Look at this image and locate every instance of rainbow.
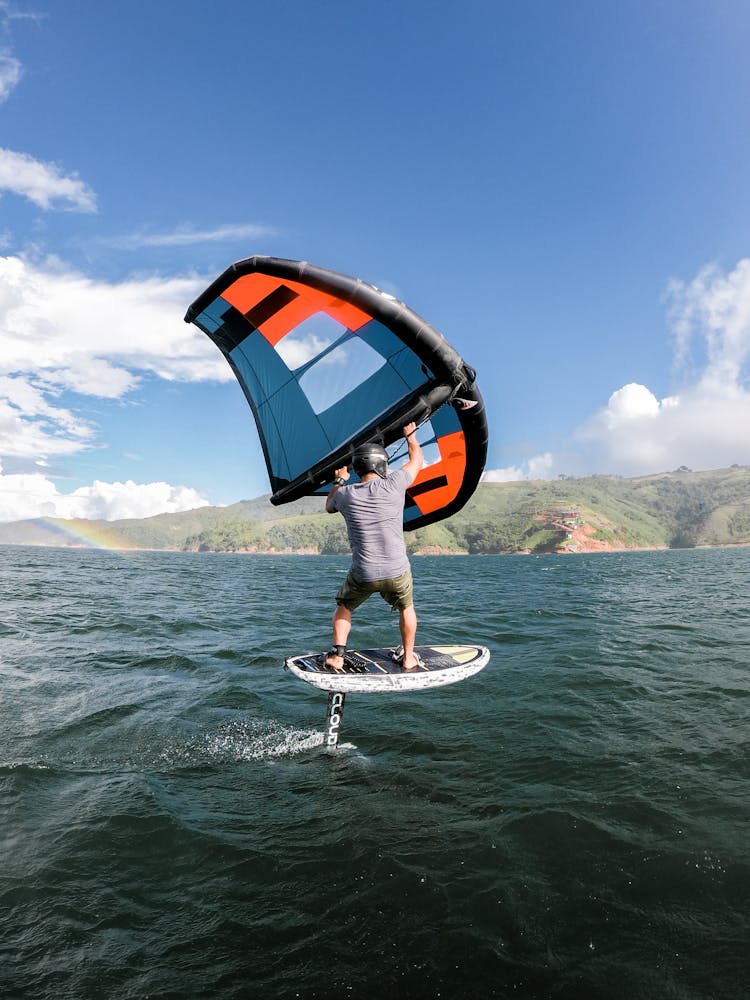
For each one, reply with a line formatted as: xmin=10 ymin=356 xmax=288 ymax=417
xmin=31 ymin=517 xmax=140 ymax=553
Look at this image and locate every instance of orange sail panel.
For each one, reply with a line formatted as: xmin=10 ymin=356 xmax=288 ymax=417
xmin=407 ymin=431 xmax=467 ymax=516
xmin=222 ymin=273 xmax=371 ymax=347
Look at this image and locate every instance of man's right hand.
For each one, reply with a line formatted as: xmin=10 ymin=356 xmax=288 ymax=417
xmin=402 ymin=424 xmax=424 ymax=481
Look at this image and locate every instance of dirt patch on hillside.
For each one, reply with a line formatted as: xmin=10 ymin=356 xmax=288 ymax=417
xmin=559 ymin=520 xmax=663 ymax=553
xmin=561 ymin=522 xmax=620 ymax=552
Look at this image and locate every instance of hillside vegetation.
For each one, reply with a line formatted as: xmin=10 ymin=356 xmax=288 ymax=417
xmin=2 ymin=467 xmax=750 ymax=554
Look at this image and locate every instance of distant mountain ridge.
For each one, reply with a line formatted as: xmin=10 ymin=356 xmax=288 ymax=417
xmin=2 ymin=467 xmax=750 ymax=555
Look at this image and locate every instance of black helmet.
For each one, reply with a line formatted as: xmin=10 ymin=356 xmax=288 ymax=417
xmin=352 ymin=442 xmax=388 ymax=478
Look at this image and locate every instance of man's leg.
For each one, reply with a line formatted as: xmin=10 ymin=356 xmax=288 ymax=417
xmin=326 ymin=604 xmax=352 ymax=670
xmin=398 ymin=603 xmax=418 ymax=670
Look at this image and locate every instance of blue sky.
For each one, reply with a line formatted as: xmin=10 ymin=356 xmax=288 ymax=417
xmin=2 ymin=0 xmax=750 ymax=521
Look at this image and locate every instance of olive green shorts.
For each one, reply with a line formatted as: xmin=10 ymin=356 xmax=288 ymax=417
xmin=335 ymin=568 xmax=414 ymax=611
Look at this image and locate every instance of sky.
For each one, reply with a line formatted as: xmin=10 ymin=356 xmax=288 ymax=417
xmin=2 ymin=0 xmax=750 ymax=522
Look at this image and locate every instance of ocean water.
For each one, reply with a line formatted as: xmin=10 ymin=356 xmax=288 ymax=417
xmin=1 ymin=545 xmax=748 ymax=1000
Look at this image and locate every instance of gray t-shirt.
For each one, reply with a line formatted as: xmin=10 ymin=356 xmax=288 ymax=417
xmin=330 ymin=468 xmax=412 ymax=581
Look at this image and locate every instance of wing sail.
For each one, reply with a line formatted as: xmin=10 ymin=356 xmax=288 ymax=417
xmin=185 ymin=256 xmax=488 ymax=530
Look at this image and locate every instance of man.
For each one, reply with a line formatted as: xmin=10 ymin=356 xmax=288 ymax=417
xmin=324 ymin=422 xmax=424 ymax=671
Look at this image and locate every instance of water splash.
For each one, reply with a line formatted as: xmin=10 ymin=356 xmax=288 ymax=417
xmin=160 ymin=719 xmax=324 ymax=766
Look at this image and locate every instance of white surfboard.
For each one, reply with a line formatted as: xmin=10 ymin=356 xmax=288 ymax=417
xmin=283 ymin=644 xmax=490 ymax=694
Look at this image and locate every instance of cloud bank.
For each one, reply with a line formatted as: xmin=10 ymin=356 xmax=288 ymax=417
xmin=0 ymin=254 xmax=226 ymax=461
xmin=484 ymin=259 xmax=750 ymax=482
xmin=0 ymin=463 xmax=209 ymax=522
xmin=0 ymin=255 xmax=224 ymax=387
xmin=0 ymin=254 xmax=227 ymax=521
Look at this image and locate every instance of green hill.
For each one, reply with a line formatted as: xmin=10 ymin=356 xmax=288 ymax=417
xmin=1 ymin=466 xmax=750 ymax=554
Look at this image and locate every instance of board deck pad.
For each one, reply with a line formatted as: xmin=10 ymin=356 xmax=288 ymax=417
xmin=284 ymin=644 xmax=490 ymax=693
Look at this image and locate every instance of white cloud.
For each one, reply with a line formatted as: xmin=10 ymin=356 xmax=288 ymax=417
xmin=528 ymin=452 xmax=555 ymax=478
xmin=0 ymin=148 xmax=97 ymax=212
xmin=482 ymin=465 xmax=526 ymax=483
xmin=0 ymin=374 xmax=94 ymax=458
xmin=666 ymin=259 xmax=750 ymax=389
xmin=36 ymin=355 xmax=138 ymax=398
xmin=0 ymin=50 xmax=21 ymax=101
xmin=103 ymin=222 xmax=275 ymax=250
xmin=483 ymin=452 xmax=553 ymax=483
xmin=0 ymin=254 xmax=228 ymax=464
xmin=53 ymin=479 xmax=210 ymax=521
xmin=601 ymin=382 xmax=661 ymax=425
xmin=0 ymin=254 xmax=225 ymax=382
xmin=0 ymin=463 xmax=209 ymax=522
xmin=574 ymin=378 xmax=750 ymax=476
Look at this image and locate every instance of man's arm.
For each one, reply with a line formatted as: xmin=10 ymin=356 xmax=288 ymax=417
xmin=325 ymin=466 xmax=350 ymax=512
xmin=401 ymin=422 xmax=424 ymax=484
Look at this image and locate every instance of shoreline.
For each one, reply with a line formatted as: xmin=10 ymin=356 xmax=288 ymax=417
xmin=3 ymin=541 xmax=749 ymax=555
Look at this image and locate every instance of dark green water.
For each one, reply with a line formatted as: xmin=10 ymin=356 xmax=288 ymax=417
xmin=1 ymin=546 xmax=748 ymax=999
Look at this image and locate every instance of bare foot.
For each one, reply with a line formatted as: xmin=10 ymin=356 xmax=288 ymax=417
xmin=402 ymin=650 xmax=424 ymax=671
xmin=325 ymin=654 xmax=345 ymax=672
